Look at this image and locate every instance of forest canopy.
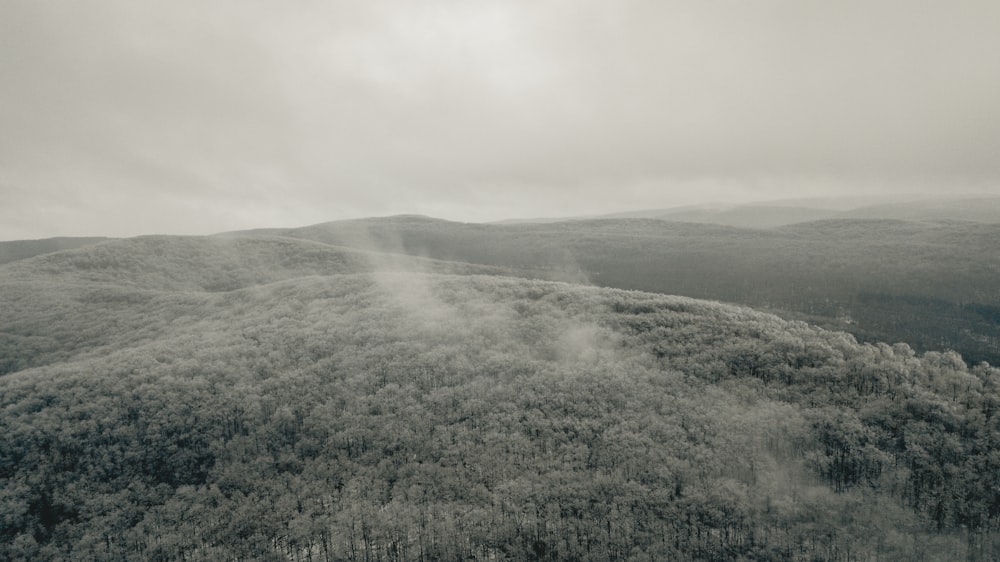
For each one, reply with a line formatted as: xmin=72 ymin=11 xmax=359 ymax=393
xmin=1 ymin=232 xmax=999 ymax=561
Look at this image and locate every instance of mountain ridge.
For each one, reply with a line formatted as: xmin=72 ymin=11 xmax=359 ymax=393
xmin=7 ymin=212 xmax=995 ymax=364
xmin=497 ymin=195 xmax=1000 ymax=228
xmin=242 ymin=215 xmax=1000 ymax=365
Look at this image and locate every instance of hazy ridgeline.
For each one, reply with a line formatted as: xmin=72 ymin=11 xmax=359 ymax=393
xmin=260 ymin=213 xmax=1000 ymax=365
xmin=1 ymin=211 xmax=1000 ymax=561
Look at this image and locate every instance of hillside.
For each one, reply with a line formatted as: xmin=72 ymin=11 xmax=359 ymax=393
xmin=2 ymin=235 xmax=999 ymax=561
xmin=0 ymin=237 xmax=112 ymax=265
xmin=256 ymin=215 xmax=1000 ymax=365
xmin=0 ymin=234 xmax=518 ymax=376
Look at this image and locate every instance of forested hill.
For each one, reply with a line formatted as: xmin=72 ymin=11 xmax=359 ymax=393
xmin=0 ymin=235 xmax=518 ymax=376
xmin=0 ymin=234 xmax=513 ymax=292
xmin=0 ymin=236 xmax=111 ymax=265
xmin=2 ymin=235 xmax=1000 ymax=560
xmin=252 ymin=215 xmax=1000 ymax=365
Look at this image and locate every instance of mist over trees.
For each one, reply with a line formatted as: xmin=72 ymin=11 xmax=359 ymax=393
xmin=253 ymin=214 xmax=1000 ymax=365
xmin=1 ymin=230 xmax=999 ymax=561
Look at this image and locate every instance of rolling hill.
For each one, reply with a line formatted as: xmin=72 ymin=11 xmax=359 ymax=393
xmin=0 ymin=237 xmax=111 ymax=265
xmin=2 ymin=232 xmax=999 ymax=561
xmin=0 ymin=234 xmax=521 ymax=377
xmin=246 ymin=215 xmax=1000 ymax=365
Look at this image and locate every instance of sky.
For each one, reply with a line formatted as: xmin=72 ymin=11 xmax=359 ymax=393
xmin=2 ymin=0 xmax=1000 ymax=239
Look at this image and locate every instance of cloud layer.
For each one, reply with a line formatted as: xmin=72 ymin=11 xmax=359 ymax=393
xmin=2 ymin=1 xmax=999 ymax=238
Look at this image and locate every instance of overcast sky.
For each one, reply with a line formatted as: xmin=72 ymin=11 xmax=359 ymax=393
xmin=2 ymin=1 xmax=1000 ymax=239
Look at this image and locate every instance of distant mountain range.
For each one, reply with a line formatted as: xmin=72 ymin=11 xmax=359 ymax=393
xmin=499 ymin=195 xmax=1000 ymax=228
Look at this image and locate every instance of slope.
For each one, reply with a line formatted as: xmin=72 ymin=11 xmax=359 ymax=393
xmin=0 ymin=237 xmax=112 ymax=265
xmin=262 ymin=215 xmax=1000 ymax=365
xmin=0 ymin=234 xmax=514 ymax=376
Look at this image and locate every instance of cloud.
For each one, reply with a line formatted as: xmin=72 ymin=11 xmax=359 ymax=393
xmin=2 ymin=0 xmax=1000 ymax=237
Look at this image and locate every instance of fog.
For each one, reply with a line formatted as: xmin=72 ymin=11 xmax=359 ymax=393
xmin=2 ymin=0 xmax=1000 ymax=239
